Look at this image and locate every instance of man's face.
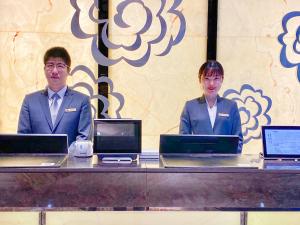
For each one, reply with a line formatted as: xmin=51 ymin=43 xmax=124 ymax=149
xmin=200 ymin=73 xmax=223 ymax=100
xmin=44 ymin=57 xmax=69 ymax=91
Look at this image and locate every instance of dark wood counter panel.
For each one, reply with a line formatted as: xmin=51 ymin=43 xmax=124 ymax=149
xmin=0 ymin=155 xmax=299 ymax=211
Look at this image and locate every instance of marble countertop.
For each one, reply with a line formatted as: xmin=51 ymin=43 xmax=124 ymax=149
xmin=1 ymin=154 xmax=300 ymax=173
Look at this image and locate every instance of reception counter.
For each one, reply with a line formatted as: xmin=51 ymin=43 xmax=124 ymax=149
xmin=0 ymin=155 xmax=300 ymax=211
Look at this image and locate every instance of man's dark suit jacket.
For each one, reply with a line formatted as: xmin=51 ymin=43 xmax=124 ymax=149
xmin=179 ymin=95 xmax=243 ymax=153
xmin=18 ymin=88 xmax=92 ymax=146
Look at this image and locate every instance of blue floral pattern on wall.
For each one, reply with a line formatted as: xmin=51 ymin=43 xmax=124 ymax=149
xmin=278 ymin=11 xmax=300 ymax=82
xmin=70 ymin=0 xmax=186 ymax=67
xmin=70 ymin=66 xmax=124 ymax=119
xmin=70 ymin=0 xmax=187 ymax=117
xmin=223 ymin=84 xmax=272 ymax=144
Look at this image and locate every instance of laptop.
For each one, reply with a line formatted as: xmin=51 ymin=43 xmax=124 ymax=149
xmin=0 ymin=134 xmax=68 ymax=168
xmin=93 ymin=119 xmax=141 ymax=162
xmin=262 ymin=126 xmax=300 ymax=169
xmin=160 ymin=134 xmax=258 ymax=169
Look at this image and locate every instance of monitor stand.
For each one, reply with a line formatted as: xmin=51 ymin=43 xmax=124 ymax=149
xmin=98 ymin=153 xmax=139 ymax=163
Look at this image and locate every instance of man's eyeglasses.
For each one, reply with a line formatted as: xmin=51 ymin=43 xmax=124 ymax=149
xmin=45 ymin=63 xmax=68 ymax=71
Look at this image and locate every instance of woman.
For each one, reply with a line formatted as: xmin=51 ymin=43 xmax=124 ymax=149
xmin=179 ymin=60 xmax=243 ymax=153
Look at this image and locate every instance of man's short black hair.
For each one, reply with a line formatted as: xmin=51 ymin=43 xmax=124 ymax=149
xmin=43 ymin=47 xmax=71 ymax=67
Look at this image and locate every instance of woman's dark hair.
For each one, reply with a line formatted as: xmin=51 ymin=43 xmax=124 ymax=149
xmin=198 ymin=60 xmax=224 ymax=78
xmin=43 ymin=47 xmax=71 ymax=67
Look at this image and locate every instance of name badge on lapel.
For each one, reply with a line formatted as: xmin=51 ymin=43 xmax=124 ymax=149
xmin=65 ymin=108 xmax=76 ymax=112
xmin=218 ymin=113 xmax=229 ymax=117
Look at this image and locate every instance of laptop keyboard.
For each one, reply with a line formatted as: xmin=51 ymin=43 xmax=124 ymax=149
xmin=264 ymin=160 xmax=300 ymax=170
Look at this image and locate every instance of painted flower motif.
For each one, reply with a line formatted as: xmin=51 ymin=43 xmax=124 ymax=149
xmin=223 ymin=84 xmax=272 ymax=144
xmin=278 ymin=11 xmax=300 ymax=82
xmin=70 ymin=65 xmax=124 ymax=119
xmin=70 ymin=0 xmax=186 ymax=67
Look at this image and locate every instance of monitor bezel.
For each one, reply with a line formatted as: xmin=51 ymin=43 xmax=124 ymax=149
xmin=262 ymin=125 xmax=300 ymax=159
xmin=0 ymin=133 xmax=68 ymax=154
xmin=159 ymin=134 xmax=239 ymax=155
xmin=93 ymin=119 xmax=142 ymax=155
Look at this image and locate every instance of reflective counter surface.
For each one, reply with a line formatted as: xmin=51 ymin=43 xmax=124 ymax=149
xmin=0 ymin=154 xmax=300 ymax=211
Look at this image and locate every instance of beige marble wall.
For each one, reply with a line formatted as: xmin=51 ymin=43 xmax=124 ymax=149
xmin=1 ymin=0 xmax=300 ymax=154
xmin=0 ymin=0 xmax=96 ymax=132
xmin=0 ymin=0 xmax=207 ymax=151
xmin=0 ymin=212 xmax=39 ymax=225
xmin=248 ymin=212 xmax=300 ymax=225
xmin=46 ymin=211 xmax=240 ymax=225
xmin=218 ymin=0 xmax=300 ymax=154
xmin=109 ymin=0 xmax=300 ymax=153
xmin=109 ymin=0 xmax=208 ymax=150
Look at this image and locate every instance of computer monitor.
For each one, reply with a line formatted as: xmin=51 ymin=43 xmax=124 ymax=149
xmin=93 ymin=119 xmax=142 ymax=159
xmin=159 ymin=134 xmax=239 ymax=155
xmin=0 ymin=134 xmax=68 ymax=154
xmin=262 ymin=125 xmax=300 ymax=159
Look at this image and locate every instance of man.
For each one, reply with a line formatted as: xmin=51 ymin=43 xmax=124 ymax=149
xmin=18 ymin=46 xmax=92 ymax=146
xmin=179 ymin=60 xmax=243 ymax=153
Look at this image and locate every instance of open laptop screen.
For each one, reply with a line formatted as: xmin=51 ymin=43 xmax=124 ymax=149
xmin=0 ymin=134 xmax=68 ymax=154
xmin=159 ymin=134 xmax=239 ymax=155
xmin=93 ymin=119 xmax=141 ymax=155
xmin=262 ymin=126 xmax=300 ymax=158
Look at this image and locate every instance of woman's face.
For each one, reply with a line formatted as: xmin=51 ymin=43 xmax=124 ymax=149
xmin=199 ymin=72 xmax=223 ymax=100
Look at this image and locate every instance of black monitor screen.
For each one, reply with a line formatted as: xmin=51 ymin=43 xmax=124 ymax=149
xmin=159 ymin=134 xmax=239 ymax=154
xmin=93 ymin=119 xmax=141 ymax=154
xmin=0 ymin=134 xmax=68 ymax=154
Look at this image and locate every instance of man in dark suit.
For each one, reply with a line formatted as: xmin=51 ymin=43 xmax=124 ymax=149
xmin=179 ymin=60 xmax=243 ymax=153
xmin=18 ymin=47 xmax=92 ymax=146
